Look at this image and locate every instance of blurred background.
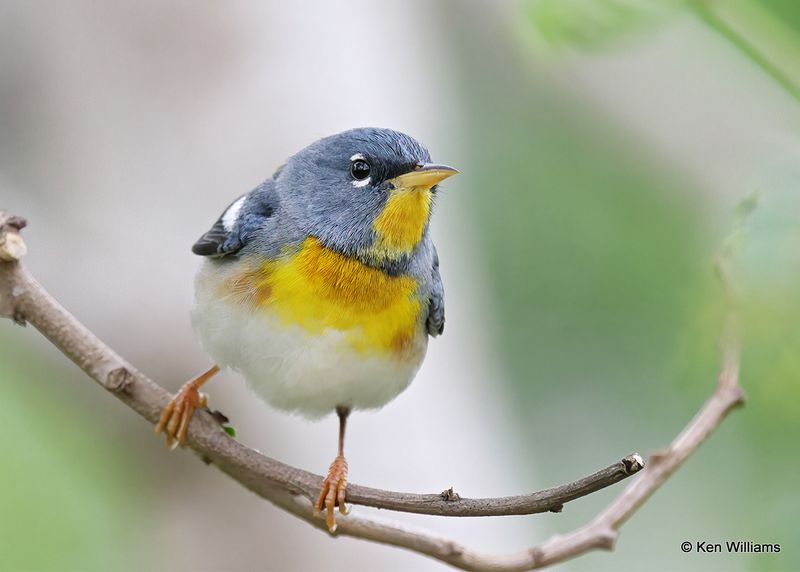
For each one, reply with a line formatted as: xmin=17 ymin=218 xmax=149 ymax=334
xmin=1 ymin=1 xmax=798 ymax=570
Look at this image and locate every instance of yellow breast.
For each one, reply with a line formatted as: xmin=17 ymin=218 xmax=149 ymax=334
xmin=225 ymin=238 xmax=422 ymax=356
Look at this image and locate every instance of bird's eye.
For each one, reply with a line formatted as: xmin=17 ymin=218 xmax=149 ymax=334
xmin=350 ymin=159 xmax=371 ymax=181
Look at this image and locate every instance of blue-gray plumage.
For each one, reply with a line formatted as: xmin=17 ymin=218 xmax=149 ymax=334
xmin=426 ymin=247 xmax=445 ymax=336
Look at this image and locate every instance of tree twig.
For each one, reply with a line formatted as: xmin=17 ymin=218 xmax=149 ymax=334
xmin=0 ymin=210 xmax=744 ymax=571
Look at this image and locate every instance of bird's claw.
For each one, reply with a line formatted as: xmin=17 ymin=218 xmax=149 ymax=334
xmin=314 ymin=454 xmax=349 ymax=533
xmin=155 ymin=380 xmax=209 ymax=449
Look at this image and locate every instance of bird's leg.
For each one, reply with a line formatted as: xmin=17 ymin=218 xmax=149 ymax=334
xmin=155 ymin=364 xmax=219 ymax=449
xmin=314 ymin=406 xmax=350 ymax=533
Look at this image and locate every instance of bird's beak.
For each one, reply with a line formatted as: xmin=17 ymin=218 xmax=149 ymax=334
xmin=390 ymin=163 xmax=459 ymax=190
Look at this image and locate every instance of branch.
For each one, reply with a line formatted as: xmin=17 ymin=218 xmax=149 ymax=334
xmin=0 ymin=210 xmax=744 ymax=571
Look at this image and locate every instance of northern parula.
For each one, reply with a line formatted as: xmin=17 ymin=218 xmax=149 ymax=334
xmin=155 ymin=127 xmax=457 ymax=532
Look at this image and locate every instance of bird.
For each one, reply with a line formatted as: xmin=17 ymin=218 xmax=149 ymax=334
xmin=155 ymin=127 xmax=457 ymax=532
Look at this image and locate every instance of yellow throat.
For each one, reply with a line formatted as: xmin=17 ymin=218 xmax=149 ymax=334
xmin=366 ymin=161 xmax=458 ymax=261
xmin=370 ymin=186 xmax=432 ymax=260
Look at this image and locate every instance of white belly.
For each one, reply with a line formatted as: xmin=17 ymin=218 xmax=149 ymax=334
xmin=191 ymin=262 xmax=427 ymax=419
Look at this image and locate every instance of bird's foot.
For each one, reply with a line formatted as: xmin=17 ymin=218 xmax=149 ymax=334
xmin=155 ymin=377 xmax=210 ymax=449
xmin=314 ymin=454 xmax=350 ymax=533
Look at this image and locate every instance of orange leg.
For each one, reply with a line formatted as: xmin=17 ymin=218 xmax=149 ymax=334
xmin=314 ymin=406 xmax=351 ymax=533
xmin=155 ymin=365 xmax=219 ymax=449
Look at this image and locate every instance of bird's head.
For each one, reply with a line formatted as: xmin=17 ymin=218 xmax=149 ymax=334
xmin=275 ymin=127 xmax=457 ymax=265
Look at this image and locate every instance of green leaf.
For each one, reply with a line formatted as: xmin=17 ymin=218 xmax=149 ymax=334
xmin=521 ymin=0 xmax=678 ymax=53
xmin=222 ymin=425 xmax=237 ymax=438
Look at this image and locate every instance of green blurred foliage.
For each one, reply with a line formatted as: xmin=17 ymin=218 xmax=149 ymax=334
xmin=739 ymin=186 xmax=800 ymax=427
xmin=0 ymin=333 xmax=144 ymax=571
xmin=522 ymin=0 xmax=678 ymax=51
xmin=761 ymin=0 xmax=800 ymax=32
xmin=523 ymin=0 xmax=800 ymax=105
xmin=523 ymin=0 xmax=800 ymax=54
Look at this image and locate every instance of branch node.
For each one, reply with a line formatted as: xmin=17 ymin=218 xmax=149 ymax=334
xmin=106 ymin=367 xmax=133 ymax=392
xmin=209 ymin=409 xmax=231 ymax=426
xmin=443 ymin=540 xmax=465 ymax=558
xmin=0 ymin=212 xmax=28 ymax=262
xmin=549 ymin=504 xmax=564 ymax=513
xmin=621 ymin=453 xmax=645 ymax=474
xmin=12 ymin=309 xmax=26 ymax=326
xmin=528 ymin=546 xmax=544 ymax=566
xmin=648 ymin=448 xmax=670 ymax=467
xmin=727 ymin=385 xmax=747 ymax=408
xmin=595 ymin=527 xmax=618 ymax=551
xmin=440 ymin=487 xmax=461 ymax=502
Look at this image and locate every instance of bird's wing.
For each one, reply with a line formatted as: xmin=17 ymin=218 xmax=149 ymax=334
xmin=192 ymin=181 xmax=276 ymax=258
xmin=426 ymin=247 xmax=445 ymax=336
